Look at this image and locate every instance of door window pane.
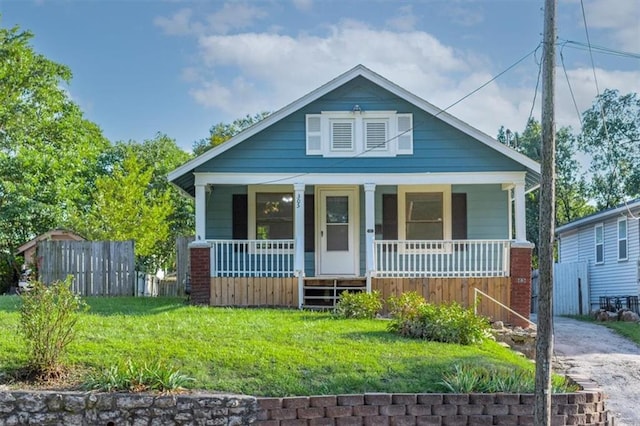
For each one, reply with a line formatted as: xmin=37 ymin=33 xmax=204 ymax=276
xmin=405 ymin=193 xmax=443 ymax=240
xmin=326 ymin=196 xmax=349 ymax=251
xmin=256 ymin=193 xmax=293 ymax=239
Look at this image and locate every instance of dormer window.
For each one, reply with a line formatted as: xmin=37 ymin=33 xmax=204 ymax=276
xmin=306 ymin=111 xmax=412 ymax=157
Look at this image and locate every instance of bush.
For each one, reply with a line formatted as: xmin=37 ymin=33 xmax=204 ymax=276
xmin=84 ymin=359 xmax=194 ymax=392
xmin=440 ymin=363 xmax=579 ymax=393
xmin=388 ymin=301 xmax=491 ymax=345
xmin=335 ymin=290 xmax=382 ymax=319
xmin=19 ymin=276 xmax=87 ymax=378
xmin=387 ymin=291 xmax=426 ymax=322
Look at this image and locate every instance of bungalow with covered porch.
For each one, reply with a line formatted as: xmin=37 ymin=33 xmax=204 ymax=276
xmin=169 ymin=65 xmax=540 ymax=324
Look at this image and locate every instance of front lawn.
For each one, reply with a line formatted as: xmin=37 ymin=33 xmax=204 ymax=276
xmin=0 ymin=296 xmax=534 ymax=396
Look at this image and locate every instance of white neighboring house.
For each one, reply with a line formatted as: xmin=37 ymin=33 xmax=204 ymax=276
xmin=556 ymin=199 xmax=640 ymax=312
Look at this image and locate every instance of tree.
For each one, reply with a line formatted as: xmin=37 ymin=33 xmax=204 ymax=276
xmin=0 ymin=22 xmax=109 ymax=280
xmin=77 ymin=152 xmax=174 ymax=270
xmin=192 ymin=112 xmax=270 ymax=155
xmin=579 ymin=89 xmax=640 ymax=209
xmin=498 ymin=119 xmax=592 ymax=263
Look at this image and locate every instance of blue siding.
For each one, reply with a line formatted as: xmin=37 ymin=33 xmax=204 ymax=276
xmin=195 ymin=77 xmax=527 ymax=175
xmin=205 ymin=185 xmax=246 ymax=240
xmin=452 ymin=184 xmax=509 ymax=239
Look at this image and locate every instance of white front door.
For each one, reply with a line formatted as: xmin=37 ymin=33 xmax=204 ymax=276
xmin=317 ymin=186 xmax=359 ymax=276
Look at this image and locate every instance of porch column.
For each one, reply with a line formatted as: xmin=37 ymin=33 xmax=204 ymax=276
xmin=195 ymin=184 xmax=207 ymax=241
xmin=510 ymin=242 xmax=534 ymax=327
xmin=364 ymin=183 xmax=376 ymax=293
xmin=514 ymin=182 xmax=527 ymax=242
xmin=189 ymin=240 xmax=211 ymax=305
xmin=294 ymin=183 xmax=305 ymax=308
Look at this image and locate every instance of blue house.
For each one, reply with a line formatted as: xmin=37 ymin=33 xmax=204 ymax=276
xmin=169 ymin=65 xmax=540 ymax=322
xmin=556 ymin=199 xmax=640 ymax=313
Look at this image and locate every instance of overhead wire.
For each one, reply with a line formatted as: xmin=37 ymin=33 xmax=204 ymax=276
xmin=255 ymin=44 xmax=542 ymax=186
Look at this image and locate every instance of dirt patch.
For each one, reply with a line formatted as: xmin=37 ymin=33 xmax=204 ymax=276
xmin=552 ymin=316 xmax=640 ymax=426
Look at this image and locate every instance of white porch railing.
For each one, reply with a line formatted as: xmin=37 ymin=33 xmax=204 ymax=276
xmin=373 ymin=240 xmax=511 ymax=278
xmin=208 ymin=239 xmax=295 ymax=277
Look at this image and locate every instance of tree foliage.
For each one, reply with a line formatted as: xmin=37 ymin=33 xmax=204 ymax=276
xmin=578 ymin=89 xmax=640 ymax=209
xmin=192 ymin=112 xmax=270 ymax=155
xmin=498 ymin=119 xmax=593 ymax=261
xmin=0 ymin=22 xmax=109 ymax=278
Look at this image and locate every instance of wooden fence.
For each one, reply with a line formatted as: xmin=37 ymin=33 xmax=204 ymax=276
xmin=38 ymin=240 xmax=135 ymax=296
xmin=532 ymin=263 xmax=589 ymax=316
xmin=176 ymin=235 xmax=194 ymax=290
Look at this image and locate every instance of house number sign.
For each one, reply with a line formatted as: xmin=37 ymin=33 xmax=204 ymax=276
xmin=296 ymin=194 xmax=302 ymax=208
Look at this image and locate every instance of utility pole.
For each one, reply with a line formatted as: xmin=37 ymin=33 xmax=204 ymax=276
xmin=535 ymin=0 xmax=556 ymax=425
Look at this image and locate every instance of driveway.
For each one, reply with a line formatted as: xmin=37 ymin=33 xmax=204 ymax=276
xmin=551 ymin=316 xmax=640 ymax=426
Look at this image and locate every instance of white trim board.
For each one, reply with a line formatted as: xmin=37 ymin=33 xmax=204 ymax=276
xmin=194 ymin=171 xmax=527 ymax=186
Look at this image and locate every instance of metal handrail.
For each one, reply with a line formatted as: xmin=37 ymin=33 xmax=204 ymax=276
xmin=474 ymin=287 xmax=536 ymax=327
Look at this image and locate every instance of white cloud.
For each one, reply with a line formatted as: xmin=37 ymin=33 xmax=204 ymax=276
xmin=154 ymin=2 xmax=267 ymax=36
xmin=386 ymin=5 xmax=418 ymax=31
xmin=441 ymin=3 xmax=484 ymax=27
xmin=292 ymin=0 xmax=313 ymax=12
xmin=581 ymin=0 xmax=640 ymax=52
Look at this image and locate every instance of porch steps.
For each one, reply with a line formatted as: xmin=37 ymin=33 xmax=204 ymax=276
xmin=302 ymin=278 xmax=367 ymax=310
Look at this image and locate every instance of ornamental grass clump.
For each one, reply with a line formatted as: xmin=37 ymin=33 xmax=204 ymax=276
xmin=19 ymin=276 xmax=87 ymax=379
xmin=335 ymin=290 xmax=382 ymax=319
xmin=388 ymin=294 xmax=491 ymax=345
xmin=84 ymin=359 xmax=194 ymax=392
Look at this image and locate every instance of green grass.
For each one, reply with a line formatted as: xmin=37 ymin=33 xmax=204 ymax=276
xmin=0 ymin=295 xmax=536 ymax=396
xmin=569 ymin=314 xmax=640 ymax=346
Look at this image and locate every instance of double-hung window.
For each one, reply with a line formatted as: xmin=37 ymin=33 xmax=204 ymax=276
xmin=594 ymin=224 xmax=604 ymax=264
xmin=248 ymin=185 xmax=294 ymax=251
xmin=618 ymin=217 xmax=628 ymax=261
xmin=398 ymin=185 xmax=452 ymax=244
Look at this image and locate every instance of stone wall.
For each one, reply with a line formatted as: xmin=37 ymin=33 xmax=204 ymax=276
xmin=0 ymin=391 xmax=256 ymax=426
xmin=256 ymin=390 xmax=611 ymax=426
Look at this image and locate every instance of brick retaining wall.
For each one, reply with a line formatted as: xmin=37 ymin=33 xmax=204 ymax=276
xmin=256 ymin=389 xmax=611 ymax=426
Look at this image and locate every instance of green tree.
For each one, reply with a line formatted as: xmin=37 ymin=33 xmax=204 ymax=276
xmin=77 ymin=153 xmax=173 ymax=270
xmin=0 ymin=22 xmax=109 ymax=279
xmin=578 ymin=89 xmax=640 ymax=209
xmin=498 ymin=119 xmax=592 ymax=261
xmin=192 ymin=112 xmax=270 ymax=155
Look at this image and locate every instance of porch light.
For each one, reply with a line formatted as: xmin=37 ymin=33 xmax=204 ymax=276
xmin=281 ymin=195 xmax=293 ymax=203
xmin=352 ymin=104 xmax=362 ymax=113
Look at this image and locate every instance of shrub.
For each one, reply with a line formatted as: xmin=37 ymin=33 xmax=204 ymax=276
xmin=19 ymin=276 xmax=87 ymax=378
xmin=440 ymin=363 xmax=579 ymax=393
xmin=387 ymin=291 xmax=426 ymax=321
xmin=84 ymin=359 xmax=194 ymax=392
xmin=388 ymin=301 xmax=491 ymax=345
xmin=335 ymin=290 xmax=382 ymax=319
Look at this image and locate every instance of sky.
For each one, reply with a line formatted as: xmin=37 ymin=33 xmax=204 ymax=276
xmin=1 ymin=0 xmax=638 ymax=153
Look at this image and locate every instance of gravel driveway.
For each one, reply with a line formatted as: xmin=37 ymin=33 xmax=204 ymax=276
xmin=551 ymin=316 xmax=640 ymax=426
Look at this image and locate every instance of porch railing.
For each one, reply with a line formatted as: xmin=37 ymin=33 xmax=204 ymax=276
xmin=373 ymin=240 xmax=511 ymax=278
xmin=208 ymin=239 xmax=295 ymax=277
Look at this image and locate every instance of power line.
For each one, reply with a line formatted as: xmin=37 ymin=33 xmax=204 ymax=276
xmin=559 ymin=43 xmax=584 ymax=129
xmin=257 ymin=45 xmax=542 ymax=186
xmin=558 ymin=39 xmax=640 ymax=60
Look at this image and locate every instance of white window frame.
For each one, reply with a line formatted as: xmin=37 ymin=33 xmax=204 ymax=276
xmin=617 ymin=217 xmax=628 ymax=261
xmin=398 ymin=185 xmax=452 ymax=242
xmin=594 ymin=223 xmax=604 ymax=265
xmin=305 ymin=111 xmax=412 ymax=157
xmin=248 ymin=185 xmax=295 ymax=253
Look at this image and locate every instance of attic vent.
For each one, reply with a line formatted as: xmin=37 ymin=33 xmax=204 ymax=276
xmin=365 ymin=120 xmax=388 ymax=150
xmin=331 ymin=120 xmax=354 ymax=151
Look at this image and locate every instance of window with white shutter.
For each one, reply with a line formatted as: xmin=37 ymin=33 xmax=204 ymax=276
xmin=396 ymin=113 xmax=413 ymax=154
xmin=364 ymin=119 xmax=388 ymax=151
xmin=330 ymin=119 xmax=354 ymax=151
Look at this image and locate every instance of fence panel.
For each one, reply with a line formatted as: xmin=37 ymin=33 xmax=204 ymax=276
xmin=553 ymin=262 xmax=589 ymax=316
xmin=38 ymin=240 xmax=135 ymax=296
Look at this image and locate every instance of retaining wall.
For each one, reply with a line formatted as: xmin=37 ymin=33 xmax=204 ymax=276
xmin=0 ymin=391 xmax=256 ymax=425
xmin=0 ymin=387 xmax=611 ymax=425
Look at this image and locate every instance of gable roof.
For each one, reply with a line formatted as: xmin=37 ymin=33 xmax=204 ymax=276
xmin=169 ymin=64 xmax=540 ymax=195
xmin=556 ymin=198 xmax=640 ymax=235
xmin=15 ymin=229 xmax=85 ymax=255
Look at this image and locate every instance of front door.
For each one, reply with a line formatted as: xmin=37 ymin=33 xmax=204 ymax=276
xmin=317 ymin=186 xmax=359 ymax=276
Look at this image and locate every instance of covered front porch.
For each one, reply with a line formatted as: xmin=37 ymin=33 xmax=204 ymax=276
xmin=188 ymin=173 xmax=534 ymax=324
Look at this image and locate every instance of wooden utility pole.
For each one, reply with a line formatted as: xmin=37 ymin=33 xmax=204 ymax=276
xmin=535 ymin=0 xmax=556 ymax=424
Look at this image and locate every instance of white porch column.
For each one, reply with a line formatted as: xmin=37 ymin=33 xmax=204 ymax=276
xmin=364 ymin=183 xmax=376 ymax=293
xmin=514 ymin=182 xmax=527 ymax=242
xmin=293 ymin=183 xmax=305 ymax=308
xmin=195 ymin=184 xmax=207 ymax=241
